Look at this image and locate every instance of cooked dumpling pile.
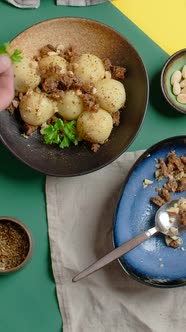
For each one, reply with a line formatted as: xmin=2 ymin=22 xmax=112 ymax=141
xmin=11 ymin=45 xmax=127 ymax=149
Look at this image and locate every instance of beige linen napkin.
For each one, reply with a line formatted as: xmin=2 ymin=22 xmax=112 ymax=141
xmin=46 ymin=150 xmax=186 ymax=332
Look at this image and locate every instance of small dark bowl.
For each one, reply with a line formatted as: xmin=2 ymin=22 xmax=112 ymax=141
xmin=0 ymin=17 xmax=149 ymax=177
xmin=0 ymin=217 xmax=32 ymax=274
xmin=161 ymin=49 xmax=186 ymax=114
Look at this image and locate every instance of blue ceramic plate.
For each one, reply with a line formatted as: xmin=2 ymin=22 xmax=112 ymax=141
xmin=113 ymin=136 xmax=186 ymax=288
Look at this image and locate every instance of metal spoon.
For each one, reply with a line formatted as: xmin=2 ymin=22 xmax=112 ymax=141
xmin=72 ymin=199 xmax=184 ymax=282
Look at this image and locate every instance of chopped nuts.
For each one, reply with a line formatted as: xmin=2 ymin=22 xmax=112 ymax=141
xmin=143 ymin=178 xmax=153 ymax=188
xmin=169 ymin=227 xmax=179 ymax=235
xmin=171 ymin=70 xmax=182 ymax=85
xmin=151 ymin=151 xmax=186 ymax=207
xmin=173 ymin=82 xmax=181 ymax=95
xmin=56 ymin=44 xmax=64 ymax=51
xmin=180 ymin=79 xmax=186 ymax=88
xmin=150 ymin=151 xmax=186 ymax=249
xmin=182 ymin=65 xmax=186 ymax=79
xmin=177 ymin=93 xmax=186 ymax=104
xmin=165 ymin=233 xmax=182 ymax=248
xmin=171 ymin=65 xmax=186 ymax=104
xmin=181 ymin=86 xmax=186 ymax=94
xmin=164 ymin=198 xmax=186 ymax=248
xmin=47 ymin=51 xmax=58 ymax=56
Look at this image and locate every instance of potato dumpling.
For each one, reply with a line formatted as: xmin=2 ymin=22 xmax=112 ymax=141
xmin=77 ymin=108 xmax=113 ymax=144
xmin=39 ymin=55 xmax=68 ymax=75
xmin=13 ymin=57 xmax=41 ymax=93
xmin=95 ymin=78 xmax=126 ymax=114
xmin=19 ymin=91 xmax=56 ymax=126
xmin=57 ymin=90 xmax=84 ymax=120
xmin=73 ymin=53 xmax=105 ymax=85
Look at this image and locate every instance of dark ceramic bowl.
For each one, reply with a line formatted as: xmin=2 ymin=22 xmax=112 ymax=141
xmin=0 ymin=17 xmax=149 ymax=177
xmin=161 ymin=49 xmax=186 ymax=114
xmin=0 ymin=217 xmax=32 ymax=274
xmin=113 ymin=136 xmax=186 ymax=288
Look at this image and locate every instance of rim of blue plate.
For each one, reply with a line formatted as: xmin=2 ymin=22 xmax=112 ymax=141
xmin=113 ymin=135 xmax=186 ymax=288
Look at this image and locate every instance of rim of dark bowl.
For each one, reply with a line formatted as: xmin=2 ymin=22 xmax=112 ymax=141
xmin=0 ymin=17 xmax=149 ymax=177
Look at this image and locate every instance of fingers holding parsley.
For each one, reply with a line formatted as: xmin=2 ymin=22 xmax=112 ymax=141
xmin=0 ymin=42 xmax=22 ymax=112
xmin=0 ymin=55 xmax=14 ymax=111
xmin=0 ymin=42 xmax=23 ymax=63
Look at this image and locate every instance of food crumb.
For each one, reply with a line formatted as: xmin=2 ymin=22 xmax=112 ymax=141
xmin=21 ymin=133 xmax=29 ymax=139
xmin=143 ymin=178 xmax=153 ymax=188
xmin=180 ymin=247 xmax=185 ymax=251
xmin=160 ymin=263 xmax=164 ymax=268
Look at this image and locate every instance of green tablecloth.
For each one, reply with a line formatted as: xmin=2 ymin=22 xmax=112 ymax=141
xmin=0 ymin=1 xmax=186 ymax=331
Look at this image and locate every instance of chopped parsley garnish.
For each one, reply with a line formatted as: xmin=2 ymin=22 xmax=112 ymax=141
xmin=43 ymin=118 xmax=78 ymax=149
xmin=0 ymin=42 xmax=23 ymax=63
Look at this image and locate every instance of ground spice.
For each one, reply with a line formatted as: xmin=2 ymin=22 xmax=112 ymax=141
xmin=0 ymin=220 xmax=29 ymax=270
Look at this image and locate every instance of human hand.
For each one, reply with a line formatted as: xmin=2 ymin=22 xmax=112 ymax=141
xmin=0 ymin=55 xmax=14 ymax=111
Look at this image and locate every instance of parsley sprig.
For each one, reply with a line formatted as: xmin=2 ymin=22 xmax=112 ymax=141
xmin=43 ymin=118 xmax=78 ymax=149
xmin=0 ymin=42 xmax=22 ymax=63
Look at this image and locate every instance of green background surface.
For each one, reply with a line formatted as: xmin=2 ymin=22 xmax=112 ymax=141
xmin=0 ymin=1 xmax=186 ymax=332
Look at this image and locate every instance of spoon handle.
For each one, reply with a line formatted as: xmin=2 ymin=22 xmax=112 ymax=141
xmin=72 ymin=227 xmax=157 ymax=282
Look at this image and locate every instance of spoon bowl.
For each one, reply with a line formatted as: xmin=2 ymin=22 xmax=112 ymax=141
xmin=73 ymin=199 xmax=186 ymax=282
xmin=155 ymin=200 xmax=178 ymax=235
